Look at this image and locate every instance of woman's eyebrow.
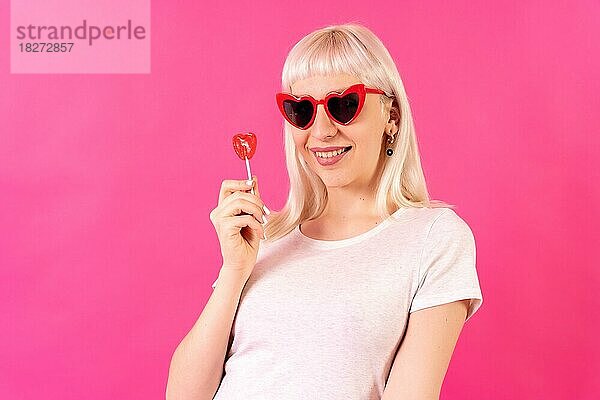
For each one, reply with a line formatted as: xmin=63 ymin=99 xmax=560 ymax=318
xmin=292 ymin=87 xmax=348 ymax=97
xmin=326 ymin=87 xmax=349 ymax=94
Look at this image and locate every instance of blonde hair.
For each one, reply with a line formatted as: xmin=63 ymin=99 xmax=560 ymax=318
xmin=264 ymin=22 xmax=453 ymax=242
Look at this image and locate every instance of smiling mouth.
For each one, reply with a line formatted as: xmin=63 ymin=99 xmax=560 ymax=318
xmin=312 ymin=146 xmax=352 ymax=159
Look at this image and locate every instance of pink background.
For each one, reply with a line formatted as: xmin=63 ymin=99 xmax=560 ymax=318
xmin=1 ymin=1 xmax=599 ymax=399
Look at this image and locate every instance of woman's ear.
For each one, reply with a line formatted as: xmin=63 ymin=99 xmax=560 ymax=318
xmin=384 ymin=97 xmax=401 ymax=133
xmin=388 ymin=98 xmax=401 ymax=128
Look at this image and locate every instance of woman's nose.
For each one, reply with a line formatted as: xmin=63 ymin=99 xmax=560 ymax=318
xmin=309 ymin=103 xmax=337 ymax=139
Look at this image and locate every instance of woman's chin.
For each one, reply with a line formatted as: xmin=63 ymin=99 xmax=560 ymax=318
xmin=318 ymin=174 xmax=353 ymax=189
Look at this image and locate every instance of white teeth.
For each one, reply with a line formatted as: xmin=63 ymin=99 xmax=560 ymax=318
xmin=315 ymin=148 xmax=347 ymax=158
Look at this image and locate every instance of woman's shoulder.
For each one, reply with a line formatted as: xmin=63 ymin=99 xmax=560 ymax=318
xmin=407 ymin=206 xmax=468 ymax=224
xmin=392 ymin=206 xmax=472 ymax=238
xmin=417 ymin=207 xmax=475 ymax=244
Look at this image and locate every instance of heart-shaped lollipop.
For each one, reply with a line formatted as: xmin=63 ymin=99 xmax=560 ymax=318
xmin=232 ymin=132 xmax=258 ymax=196
xmin=232 ymin=132 xmax=257 ymax=160
xmin=231 ymin=132 xmax=268 ymax=240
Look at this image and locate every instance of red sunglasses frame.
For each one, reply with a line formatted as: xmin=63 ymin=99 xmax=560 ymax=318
xmin=275 ymin=83 xmax=386 ymax=130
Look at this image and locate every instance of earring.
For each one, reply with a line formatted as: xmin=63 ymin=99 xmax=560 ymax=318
xmin=386 ymin=131 xmax=396 ymax=157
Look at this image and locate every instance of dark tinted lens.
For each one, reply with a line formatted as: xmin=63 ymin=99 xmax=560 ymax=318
xmin=283 ymin=99 xmax=314 ymax=128
xmin=327 ymin=93 xmax=359 ymax=123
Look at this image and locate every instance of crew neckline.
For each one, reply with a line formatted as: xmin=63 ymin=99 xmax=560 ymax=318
xmin=293 ymin=207 xmax=410 ymax=249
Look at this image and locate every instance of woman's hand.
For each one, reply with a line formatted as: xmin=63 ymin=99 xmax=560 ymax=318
xmin=209 ymin=175 xmax=266 ymax=281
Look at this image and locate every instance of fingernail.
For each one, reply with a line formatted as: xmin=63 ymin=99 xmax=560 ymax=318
xmin=262 ymin=214 xmax=267 ymax=224
xmin=246 ymin=179 xmax=254 ymax=186
xmin=263 ymin=205 xmax=271 ymax=215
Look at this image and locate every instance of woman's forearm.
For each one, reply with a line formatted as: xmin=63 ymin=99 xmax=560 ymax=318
xmin=166 ymin=268 xmax=247 ymax=400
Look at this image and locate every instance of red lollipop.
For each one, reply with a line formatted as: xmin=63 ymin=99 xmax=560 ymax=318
xmin=232 ymin=132 xmax=257 ymax=160
xmin=232 ymin=132 xmax=257 ymax=195
xmin=231 ymin=132 xmax=269 ymax=240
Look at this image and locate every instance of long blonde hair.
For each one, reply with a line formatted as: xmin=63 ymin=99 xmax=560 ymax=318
xmin=264 ymin=22 xmax=453 ymax=242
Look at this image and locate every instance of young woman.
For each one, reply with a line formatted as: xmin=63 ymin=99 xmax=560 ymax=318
xmin=167 ymin=23 xmax=483 ymax=400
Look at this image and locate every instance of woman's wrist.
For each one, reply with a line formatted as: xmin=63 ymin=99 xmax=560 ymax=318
xmin=215 ymin=266 xmax=250 ymax=289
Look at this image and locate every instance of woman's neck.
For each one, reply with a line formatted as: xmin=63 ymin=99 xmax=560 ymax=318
xmin=300 ymin=187 xmax=385 ymax=240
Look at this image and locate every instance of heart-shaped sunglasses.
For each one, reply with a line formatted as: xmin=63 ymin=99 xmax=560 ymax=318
xmin=276 ymin=83 xmax=387 ymax=130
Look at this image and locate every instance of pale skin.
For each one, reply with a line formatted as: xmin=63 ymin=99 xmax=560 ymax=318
xmin=289 ymin=73 xmax=470 ymax=399
xmin=291 ymin=73 xmax=394 ymax=239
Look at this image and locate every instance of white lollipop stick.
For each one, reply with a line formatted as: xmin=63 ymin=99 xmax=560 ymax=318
xmin=241 ymin=141 xmax=266 ymax=239
xmin=244 ymin=156 xmax=255 ymax=195
xmin=241 ymin=141 xmax=255 ymax=195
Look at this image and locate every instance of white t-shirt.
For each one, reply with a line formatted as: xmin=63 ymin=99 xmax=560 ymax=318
xmin=211 ymin=206 xmax=483 ymax=400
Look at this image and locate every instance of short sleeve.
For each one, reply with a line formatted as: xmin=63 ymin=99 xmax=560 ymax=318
xmin=409 ymin=209 xmax=483 ymax=322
